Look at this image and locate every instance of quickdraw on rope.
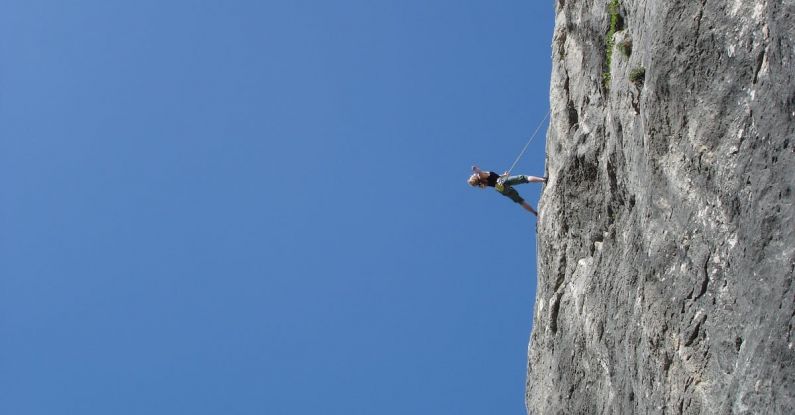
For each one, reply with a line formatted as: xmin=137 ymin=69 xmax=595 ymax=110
xmin=505 ymin=109 xmax=550 ymax=176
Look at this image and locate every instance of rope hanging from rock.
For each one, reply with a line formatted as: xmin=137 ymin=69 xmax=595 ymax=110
xmin=505 ymin=109 xmax=551 ymax=176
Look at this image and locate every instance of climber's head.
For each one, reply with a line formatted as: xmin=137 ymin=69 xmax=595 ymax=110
xmin=468 ymin=173 xmax=485 ymax=188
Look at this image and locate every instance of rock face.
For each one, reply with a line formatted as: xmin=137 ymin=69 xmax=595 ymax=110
xmin=526 ymin=0 xmax=794 ymax=413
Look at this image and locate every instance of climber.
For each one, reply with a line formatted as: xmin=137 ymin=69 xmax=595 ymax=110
xmin=467 ymin=166 xmax=547 ymax=216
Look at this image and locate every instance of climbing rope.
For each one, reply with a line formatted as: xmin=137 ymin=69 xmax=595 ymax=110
xmin=505 ymin=109 xmax=551 ymax=176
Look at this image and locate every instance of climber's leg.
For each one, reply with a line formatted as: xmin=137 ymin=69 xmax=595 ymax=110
xmin=521 ymin=201 xmax=538 ymax=216
xmin=502 ymin=175 xmax=547 ymax=186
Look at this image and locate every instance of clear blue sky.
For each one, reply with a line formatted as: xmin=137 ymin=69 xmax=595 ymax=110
xmin=0 ymin=1 xmax=553 ymax=413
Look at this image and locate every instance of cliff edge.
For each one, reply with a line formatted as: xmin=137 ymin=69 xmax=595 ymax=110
xmin=527 ymin=0 xmax=794 ymax=413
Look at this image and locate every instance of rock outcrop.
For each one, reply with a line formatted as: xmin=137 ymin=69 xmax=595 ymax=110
xmin=526 ymin=0 xmax=794 ymax=413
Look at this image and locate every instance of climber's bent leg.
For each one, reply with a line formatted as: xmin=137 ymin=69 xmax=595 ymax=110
xmin=521 ymin=201 xmax=538 ymax=216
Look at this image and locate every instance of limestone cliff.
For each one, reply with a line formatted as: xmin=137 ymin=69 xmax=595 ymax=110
xmin=526 ymin=0 xmax=794 ymax=413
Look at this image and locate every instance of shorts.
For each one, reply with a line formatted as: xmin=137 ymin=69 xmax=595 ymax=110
xmin=496 ymin=184 xmax=524 ymax=204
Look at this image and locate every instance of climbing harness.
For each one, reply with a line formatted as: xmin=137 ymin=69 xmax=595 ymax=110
xmin=505 ymin=109 xmax=551 ymax=176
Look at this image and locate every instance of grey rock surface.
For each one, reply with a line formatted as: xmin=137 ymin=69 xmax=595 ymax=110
xmin=526 ymin=0 xmax=794 ymax=413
